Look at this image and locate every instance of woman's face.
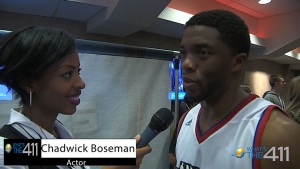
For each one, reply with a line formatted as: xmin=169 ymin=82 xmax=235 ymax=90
xmin=31 ymin=51 xmax=85 ymax=115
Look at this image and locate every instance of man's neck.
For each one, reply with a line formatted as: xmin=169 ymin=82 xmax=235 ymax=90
xmin=198 ymin=86 xmax=249 ymax=134
xmin=200 ymin=86 xmax=249 ymax=121
xmin=271 ymin=88 xmax=280 ymax=95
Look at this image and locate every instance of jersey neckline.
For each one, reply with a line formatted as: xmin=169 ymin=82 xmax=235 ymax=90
xmin=195 ymin=94 xmax=259 ymax=144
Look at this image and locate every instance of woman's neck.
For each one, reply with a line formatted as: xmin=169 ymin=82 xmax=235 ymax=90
xmin=22 ymin=105 xmax=59 ymax=138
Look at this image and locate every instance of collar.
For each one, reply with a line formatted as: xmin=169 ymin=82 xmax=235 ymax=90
xmin=7 ymin=108 xmax=73 ymax=139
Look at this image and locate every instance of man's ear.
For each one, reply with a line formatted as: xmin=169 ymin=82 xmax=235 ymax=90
xmin=232 ymin=53 xmax=247 ymax=72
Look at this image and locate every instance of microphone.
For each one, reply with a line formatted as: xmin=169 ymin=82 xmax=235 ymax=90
xmin=136 ymin=108 xmax=174 ymax=148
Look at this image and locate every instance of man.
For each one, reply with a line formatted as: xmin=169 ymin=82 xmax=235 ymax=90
xmin=176 ymin=9 xmax=300 ymax=169
xmin=263 ymin=74 xmax=286 ymax=109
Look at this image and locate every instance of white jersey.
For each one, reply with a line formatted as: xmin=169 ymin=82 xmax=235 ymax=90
xmin=175 ymin=94 xmax=286 ymax=169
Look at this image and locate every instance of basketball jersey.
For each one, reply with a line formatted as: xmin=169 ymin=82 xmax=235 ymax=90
xmin=175 ymin=94 xmax=285 ymax=169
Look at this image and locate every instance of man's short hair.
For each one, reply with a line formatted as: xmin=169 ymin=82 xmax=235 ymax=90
xmin=185 ymin=9 xmax=250 ymax=56
xmin=269 ymin=74 xmax=283 ymax=87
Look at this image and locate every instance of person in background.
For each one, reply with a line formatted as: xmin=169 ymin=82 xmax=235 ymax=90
xmin=176 ymin=9 xmax=300 ymax=169
xmin=240 ymin=84 xmax=252 ymax=94
xmin=263 ymin=74 xmax=286 ymax=109
xmin=0 ymin=26 xmax=151 ymax=169
xmin=285 ymin=76 xmax=300 ymax=124
xmin=169 ymin=95 xmax=198 ymax=166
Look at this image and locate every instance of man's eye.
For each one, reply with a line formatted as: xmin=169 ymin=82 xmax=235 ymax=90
xmin=180 ymin=50 xmax=187 ymax=58
xmin=198 ymin=50 xmax=208 ymax=55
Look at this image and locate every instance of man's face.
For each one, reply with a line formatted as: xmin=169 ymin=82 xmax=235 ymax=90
xmin=179 ymin=26 xmax=235 ymax=102
xmin=276 ymin=77 xmax=286 ymax=92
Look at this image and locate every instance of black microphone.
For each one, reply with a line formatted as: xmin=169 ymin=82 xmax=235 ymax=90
xmin=136 ymin=108 xmax=174 ymax=148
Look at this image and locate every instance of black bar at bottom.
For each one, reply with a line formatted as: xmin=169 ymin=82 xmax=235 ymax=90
xmin=4 ymin=158 xmax=136 ymax=166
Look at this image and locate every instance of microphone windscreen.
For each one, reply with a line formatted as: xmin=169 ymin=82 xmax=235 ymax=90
xmin=148 ymin=108 xmax=173 ymax=133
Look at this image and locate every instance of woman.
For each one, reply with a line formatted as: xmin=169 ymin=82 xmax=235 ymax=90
xmin=285 ymin=76 xmax=300 ymax=124
xmin=0 ymin=26 xmax=151 ymax=168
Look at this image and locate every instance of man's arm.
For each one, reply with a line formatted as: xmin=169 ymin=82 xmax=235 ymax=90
xmin=261 ymin=109 xmax=300 ymax=169
xmin=169 ymin=125 xmax=178 ymax=166
xmin=169 ymin=153 xmax=176 ymax=166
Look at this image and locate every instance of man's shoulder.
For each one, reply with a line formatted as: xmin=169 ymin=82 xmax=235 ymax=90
xmin=263 ymin=91 xmax=278 ymax=98
xmin=265 ymin=109 xmax=299 ymax=136
xmin=246 ymin=95 xmax=275 ymax=107
xmin=261 ymin=109 xmax=300 ymax=169
xmin=262 ymin=91 xmax=271 ymax=98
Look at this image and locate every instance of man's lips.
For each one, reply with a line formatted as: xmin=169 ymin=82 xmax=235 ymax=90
xmin=183 ymin=77 xmax=196 ymax=83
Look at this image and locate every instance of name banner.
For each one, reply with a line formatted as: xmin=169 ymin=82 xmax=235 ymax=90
xmin=4 ymin=139 xmax=136 ymax=166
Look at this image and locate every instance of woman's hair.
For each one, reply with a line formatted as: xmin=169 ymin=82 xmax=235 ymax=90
xmin=285 ymin=76 xmax=300 ymax=120
xmin=0 ymin=26 xmax=76 ymax=105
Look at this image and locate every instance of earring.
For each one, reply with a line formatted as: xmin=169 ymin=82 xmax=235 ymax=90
xmin=29 ymin=91 xmax=32 ymax=106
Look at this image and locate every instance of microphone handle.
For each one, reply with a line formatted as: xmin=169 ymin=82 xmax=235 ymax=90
xmin=136 ymin=127 xmax=158 ymax=148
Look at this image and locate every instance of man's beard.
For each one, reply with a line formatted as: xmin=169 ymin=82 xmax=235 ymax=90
xmin=185 ymin=79 xmax=223 ymax=104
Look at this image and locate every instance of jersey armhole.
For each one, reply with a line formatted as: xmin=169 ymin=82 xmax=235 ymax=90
xmin=176 ymin=110 xmax=189 ymax=139
xmin=252 ymin=105 xmax=289 ymax=169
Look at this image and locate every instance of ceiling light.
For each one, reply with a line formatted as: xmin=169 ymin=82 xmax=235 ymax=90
xmin=258 ymin=0 xmax=271 ymax=4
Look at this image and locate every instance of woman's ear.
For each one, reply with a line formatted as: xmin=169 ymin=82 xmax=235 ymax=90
xmin=232 ymin=53 xmax=247 ymax=72
xmin=19 ymin=78 xmax=34 ymax=93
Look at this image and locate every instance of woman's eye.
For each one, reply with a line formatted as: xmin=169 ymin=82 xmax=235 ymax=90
xmin=62 ymin=72 xmax=72 ymax=78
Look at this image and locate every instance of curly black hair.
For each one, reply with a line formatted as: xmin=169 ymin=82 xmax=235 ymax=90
xmin=0 ymin=26 xmax=76 ymax=105
xmin=186 ymin=9 xmax=250 ymax=56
